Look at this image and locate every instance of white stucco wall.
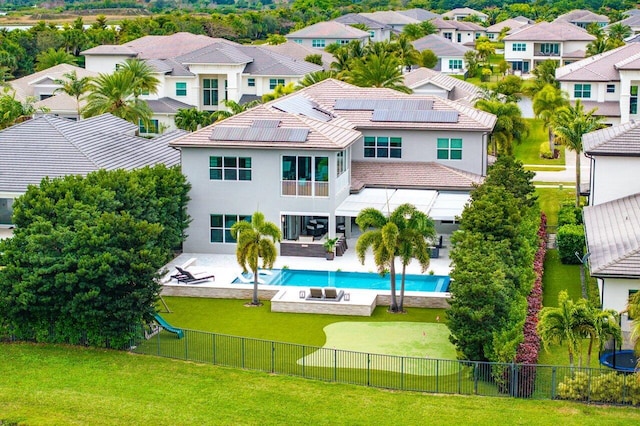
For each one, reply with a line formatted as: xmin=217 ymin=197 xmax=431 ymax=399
xmin=589 ymin=156 xmax=640 ymax=205
xmin=600 ymin=277 xmax=640 ymax=331
xmin=84 ymin=55 xmax=132 ymax=73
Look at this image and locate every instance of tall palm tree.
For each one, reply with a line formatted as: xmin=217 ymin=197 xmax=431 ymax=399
xmin=211 ymin=98 xmax=262 ymax=122
xmin=35 ymin=48 xmax=77 ymax=71
xmin=552 ymin=100 xmax=603 ymax=207
xmin=346 ymin=52 xmax=411 ymax=94
xmin=296 ymin=70 xmax=336 ymax=89
xmin=475 ymin=98 xmax=527 ymax=155
xmin=532 ymin=84 xmax=568 ymax=151
xmin=175 ymin=107 xmax=211 ymax=131
xmin=262 ymin=82 xmax=295 ymax=102
xmin=54 ymin=70 xmax=92 ymax=120
xmin=607 ymin=23 xmax=632 ymax=43
xmin=589 ymin=309 xmax=622 ymax=367
xmin=537 ymin=291 xmax=580 ymax=368
xmin=118 ymin=59 xmax=160 ymax=99
xmin=230 ymin=212 xmax=281 ymax=306
xmin=392 ymin=35 xmax=420 ymax=70
xmin=83 ymin=71 xmax=153 ymax=126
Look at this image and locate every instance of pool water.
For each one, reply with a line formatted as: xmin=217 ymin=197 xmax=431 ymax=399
xmin=234 ymin=269 xmax=450 ymax=292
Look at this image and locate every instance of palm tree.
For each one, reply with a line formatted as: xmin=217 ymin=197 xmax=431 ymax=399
xmin=54 ymin=71 xmax=92 ymax=120
xmin=0 ymin=89 xmax=37 ymax=129
xmin=392 ymin=35 xmax=420 ymax=70
xmin=346 ymin=52 xmax=411 ymax=94
xmin=589 ymin=309 xmax=622 ymax=367
xmin=118 ymin=59 xmax=160 ymax=99
xmin=230 ymin=212 xmax=281 ymax=306
xmin=607 ymin=23 xmax=632 ymax=43
xmin=175 ymin=107 xmax=211 ymax=131
xmin=532 ymin=84 xmax=568 ymax=151
xmin=211 ymin=98 xmax=262 ymax=122
xmin=296 ymin=70 xmax=336 ymax=89
xmin=552 ymin=100 xmax=603 ymax=207
xmin=262 ymin=82 xmax=295 ymax=102
xmin=35 ymin=48 xmax=77 ymax=71
xmin=538 ymin=291 xmax=580 ymax=368
xmin=83 ymin=71 xmax=153 ymax=126
xmin=475 ymin=98 xmax=528 ymax=156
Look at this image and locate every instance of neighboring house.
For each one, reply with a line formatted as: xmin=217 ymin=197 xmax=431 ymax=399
xmin=606 ymin=14 xmax=640 ymax=36
xmin=6 ymin=63 xmax=98 ymax=120
xmin=262 ymin=41 xmax=334 ymax=71
xmin=285 ymin=21 xmax=370 ymax=49
xmin=169 ymin=79 xmax=496 ymax=255
xmin=582 ymin=121 xmax=640 ymax=334
xmin=556 ymin=43 xmax=640 ymax=125
xmin=360 ymin=11 xmax=421 ymax=32
xmin=396 ymin=8 xmax=441 ymax=22
xmin=430 ymin=18 xmax=486 ymax=45
xmin=82 ymin=32 xmax=323 ymax=134
xmin=333 ymin=13 xmax=393 ymax=43
xmin=442 ymin=8 xmax=488 ymax=22
xmin=503 ymin=21 xmax=596 ymax=74
xmin=403 ymin=67 xmax=481 ymax=104
xmin=0 ymin=113 xmax=185 ymax=226
xmin=412 ymin=34 xmax=473 ymax=73
xmin=554 ymin=9 xmax=609 ymax=29
xmin=624 ymin=9 xmax=640 ymax=17
xmin=485 ymin=17 xmax=533 ymax=41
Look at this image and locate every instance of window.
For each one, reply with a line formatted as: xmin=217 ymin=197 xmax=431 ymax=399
xmin=606 ymin=84 xmax=615 ymax=93
xmin=631 ymin=86 xmax=638 ymax=115
xmin=203 ymin=78 xmax=219 ymax=106
xmin=512 ymin=43 xmax=526 ymax=52
xmin=139 ymin=119 xmax=159 ymax=134
xmin=449 ymin=59 xmax=463 ymax=70
xmin=210 ymin=214 xmax=251 ymax=243
xmin=294 ymin=39 xmax=302 ymax=44
xmin=443 ymin=32 xmax=452 ymax=40
xmin=339 ymin=39 xmax=350 ymax=45
xmin=539 ymin=43 xmax=559 ymax=55
xmin=574 ymin=84 xmax=591 ymax=98
xmin=457 ymin=33 xmax=461 ymax=43
xmin=175 ymin=82 xmax=187 ymax=96
xmin=475 ymin=32 xmax=481 ymax=39
xmin=281 ymin=155 xmax=329 ymax=196
xmin=39 ymin=94 xmax=53 ymax=100
xmin=336 ymin=150 xmax=347 ymax=177
xmin=247 ymin=78 xmax=255 ymax=87
xmin=437 ymin=138 xmax=463 ymax=160
xmin=224 ymin=79 xmax=228 ymax=101
xmin=209 ymin=156 xmax=252 ymax=181
xmin=369 ymin=31 xmax=375 ymax=38
xmin=269 ymin=78 xmax=285 ymax=90
xmin=364 ymin=136 xmax=402 ymax=158
xmin=488 ymin=33 xmax=495 ymax=40
xmin=312 ymin=39 xmax=326 ymax=48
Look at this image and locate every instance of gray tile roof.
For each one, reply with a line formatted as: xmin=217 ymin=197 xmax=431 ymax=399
xmin=556 ymin=43 xmax=640 ymax=81
xmin=584 ymin=193 xmax=640 ymax=277
xmin=555 ymin=9 xmax=609 ymax=24
xmin=0 ymin=114 xmax=181 ymax=193
xmin=333 ymin=13 xmax=392 ymax=30
xmin=360 ymin=11 xmax=421 ymax=26
xmin=396 ymin=9 xmax=440 ymax=21
xmin=122 ymin=32 xmax=235 ymax=59
xmin=442 ymin=8 xmax=487 ymax=19
xmin=625 ymin=9 xmax=640 ymax=16
xmin=579 ymin=101 xmax=620 ymax=117
xmin=175 ymin=42 xmax=254 ymax=65
xmin=262 ymin=41 xmax=334 ymax=70
xmin=583 ymin=120 xmax=640 ymax=155
xmin=606 ymin=14 xmax=640 ymax=30
xmin=286 ymin=21 xmax=370 ymax=39
xmin=486 ymin=17 xmax=532 ymax=33
xmin=403 ymin=67 xmax=481 ymax=102
xmin=240 ymin=46 xmax=323 ymax=76
xmin=80 ymin=45 xmax=138 ymax=56
xmin=412 ymin=34 xmax=472 ymax=56
xmin=8 ymin=63 xmax=98 ymax=102
xmin=147 ymin=97 xmax=195 ymax=114
xmin=504 ymin=21 xmax=596 ymax=42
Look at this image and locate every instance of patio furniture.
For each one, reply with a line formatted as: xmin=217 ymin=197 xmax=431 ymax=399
xmin=324 ymin=288 xmax=344 ymax=301
xmin=172 ymin=266 xmax=215 ymax=284
xmin=308 ymin=287 xmax=324 ymax=299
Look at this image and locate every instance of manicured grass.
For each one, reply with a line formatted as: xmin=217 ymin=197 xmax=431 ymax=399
xmin=514 ymin=119 xmax=565 ymax=166
xmin=542 ymin=250 xmax=582 ymax=307
xmin=3 ymin=343 xmax=640 ymax=425
xmin=158 ymin=297 xmax=445 ymax=346
xmin=536 ymin=187 xmax=574 ymax=228
xmin=525 ymin=166 xmax=565 ymax=172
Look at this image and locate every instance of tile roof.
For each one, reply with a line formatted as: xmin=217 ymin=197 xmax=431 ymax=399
xmin=555 ymin=9 xmax=609 ymax=24
xmin=584 ymin=193 xmax=640 ymax=277
xmin=351 ymin=161 xmax=483 ymax=191
xmin=147 ymin=97 xmax=195 ymax=114
xmin=333 ymin=13 xmax=392 ymax=30
xmin=486 ymin=17 xmax=532 ymax=33
xmin=503 ymin=21 xmax=596 ymax=42
xmin=360 ymin=11 xmax=421 ymax=26
xmin=396 ymin=9 xmax=440 ymax=21
xmin=607 ymin=14 xmax=640 ymax=30
xmin=175 ymin=41 xmax=254 ymax=65
xmin=80 ymin=45 xmax=138 ymax=56
xmin=579 ymin=101 xmax=620 ymax=117
xmin=33 ymin=92 xmax=85 ymax=113
xmin=583 ymin=120 xmax=640 ymax=155
xmin=7 ymin=64 xmax=98 ymax=102
xmin=0 ymin=114 xmax=181 ymax=193
xmin=286 ymin=21 xmax=370 ymax=39
xmin=625 ymin=9 xmax=640 ymax=16
xmin=122 ymin=32 xmax=235 ymax=59
xmin=442 ymin=8 xmax=487 ymax=18
xmin=412 ymin=34 xmax=472 ymax=56
xmin=615 ymin=50 xmax=640 ymax=70
xmin=262 ymin=41 xmax=334 ymax=70
xmin=403 ymin=67 xmax=481 ymax=102
xmin=240 ymin=46 xmax=323 ymax=76
xmin=556 ymin=43 xmax=640 ymax=81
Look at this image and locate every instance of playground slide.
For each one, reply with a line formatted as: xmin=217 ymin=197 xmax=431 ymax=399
xmin=154 ymin=313 xmax=184 ymax=339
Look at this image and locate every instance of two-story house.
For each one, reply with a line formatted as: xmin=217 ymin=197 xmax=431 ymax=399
xmin=503 ymin=21 xmax=596 ymax=74
xmin=412 ymin=34 xmax=473 ymax=73
xmin=403 ymin=67 xmax=481 ymax=104
xmin=556 ymin=43 xmax=640 ymax=125
xmin=359 ymin=11 xmax=422 ymax=33
xmin=285 ymin=21 xmax=370 ymax=49
xmin=170 ymin=79 xmax=496 ymax=255
xmin=82 ymin=32 xmax=322 ymax=134
xmin=554 ymin=9 xmax=609 ymax=29
xmin=485 ymin=17 xmax=533 ymax=41
xmin=442 ymin=8 xmax=488 ymax=23
xmin=582 ymin=121 xmax=640 ymax=336
xmin=430 ymin=18 xmax=486 ymax=45
xmin=333 ymin=13 xmax=393 ymax=43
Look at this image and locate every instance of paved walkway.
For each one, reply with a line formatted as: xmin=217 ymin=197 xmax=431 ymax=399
xmin=527 ymin=148 xmax=590 ymax=186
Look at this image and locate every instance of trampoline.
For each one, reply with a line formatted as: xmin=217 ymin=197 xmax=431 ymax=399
xmin=599 ymin=350 xmax=638 ymax=373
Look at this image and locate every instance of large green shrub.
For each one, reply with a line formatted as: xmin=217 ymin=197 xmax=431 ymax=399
xmin=556 ymin=224 xmax=585 ymax=264
xmin=557 ymin=203 xmax=582 ymax=227
xmin=539 ymin=142 xmax=553 ymax=159
xmin=558 ymin=371 xmax=640 ymax=405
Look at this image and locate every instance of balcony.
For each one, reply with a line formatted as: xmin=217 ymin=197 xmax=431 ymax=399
xmin=281 ymin=180 xmax=328 ymax=197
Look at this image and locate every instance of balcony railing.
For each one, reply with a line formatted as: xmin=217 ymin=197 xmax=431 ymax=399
xmin=281 ymin=180 xmax=328 ymax=197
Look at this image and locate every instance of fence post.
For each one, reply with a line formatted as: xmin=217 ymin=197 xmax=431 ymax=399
xmin=271 ymin=341 xmax=275 ymax=373
xmin=185 ymin=330 xmax=188 ymax=360
xmin=156 ymin=328 xmax=160 ymax=356
xmin=551 ymin=367 xmax=556 ymax=399
xmin=474 ymin=362 xmax=478 ymax=395
xmin=212 ymin=333 xmax=217 ymax=365
xmin=400 ymin=357 xmax=404 ymax=391
xmin=458 ymin=361 xmax=462 ymax=394
xmin=242 ymin=337 xmax=245 ymax=369
xmin=512 ymin=363 xmax=518 ymax=397
xmin=436 ymin=359 xmax=439 ymax=393
xmin=367 ymin=353 xmax=371 ymax=386
xmin=334 ymin=349 xmax=338 ymax=382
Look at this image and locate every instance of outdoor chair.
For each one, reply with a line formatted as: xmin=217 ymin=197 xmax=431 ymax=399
xmin=308 ymin=287 xmax=324 ymax=299
xmin=172 ymin=266 xmax=215 ymax=284
xmin=324 ymin=288 xmax=344 ymax=301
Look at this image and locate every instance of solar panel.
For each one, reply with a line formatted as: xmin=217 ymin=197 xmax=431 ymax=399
xmin=251 ymin=119 xmax=281 ymax=128
xmin=334 ymin=99 xmax=433 ymax=111
xmin=273 ymin=96 xmax=333 ymax=122
xmin=371 ymin=109 xmax=459 ymax=123
xmin=210 ymin=126 xmax=309 ymax=142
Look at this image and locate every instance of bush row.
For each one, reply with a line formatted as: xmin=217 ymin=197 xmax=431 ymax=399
xmin=558 ymin=371 xmax=640 ymax=405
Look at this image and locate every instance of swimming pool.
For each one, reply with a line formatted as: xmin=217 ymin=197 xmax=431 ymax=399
xmin=233 ymin=269 xmax=450 ymax=292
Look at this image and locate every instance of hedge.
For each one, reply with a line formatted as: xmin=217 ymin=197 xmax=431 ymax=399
xmin=557 ymin=224 xmax=585 ymax=264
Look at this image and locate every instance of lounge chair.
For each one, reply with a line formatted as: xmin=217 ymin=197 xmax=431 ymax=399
xmin=172 ymin=266 xmax=215 ymax=284
xmin=235 ymin=272 xmax=265 ymax=284
xmin=324 ymin=288 xmax=344 ymax=301
xmin=308 ymin=287 xmax=324 ymax=299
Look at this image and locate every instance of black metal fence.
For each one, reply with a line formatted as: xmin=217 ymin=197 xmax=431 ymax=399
xmin=131 ymin=327 xmax=640 ymax=405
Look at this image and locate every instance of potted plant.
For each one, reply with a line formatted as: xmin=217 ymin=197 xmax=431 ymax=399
xmin=323 ymin=236 xmax=339 ymax=260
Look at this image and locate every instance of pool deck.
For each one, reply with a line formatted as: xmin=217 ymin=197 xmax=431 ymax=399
xmin=160 ymin=235 xmax=452 ymax=314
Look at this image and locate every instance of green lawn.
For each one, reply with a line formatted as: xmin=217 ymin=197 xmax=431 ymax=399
xmin=3 ymin=343 xmax=640 ymax=425
xmin=514 ymin=119 xmax=565 ymax=167
xmin=536 ymin=187 xmax=574 ymax=228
